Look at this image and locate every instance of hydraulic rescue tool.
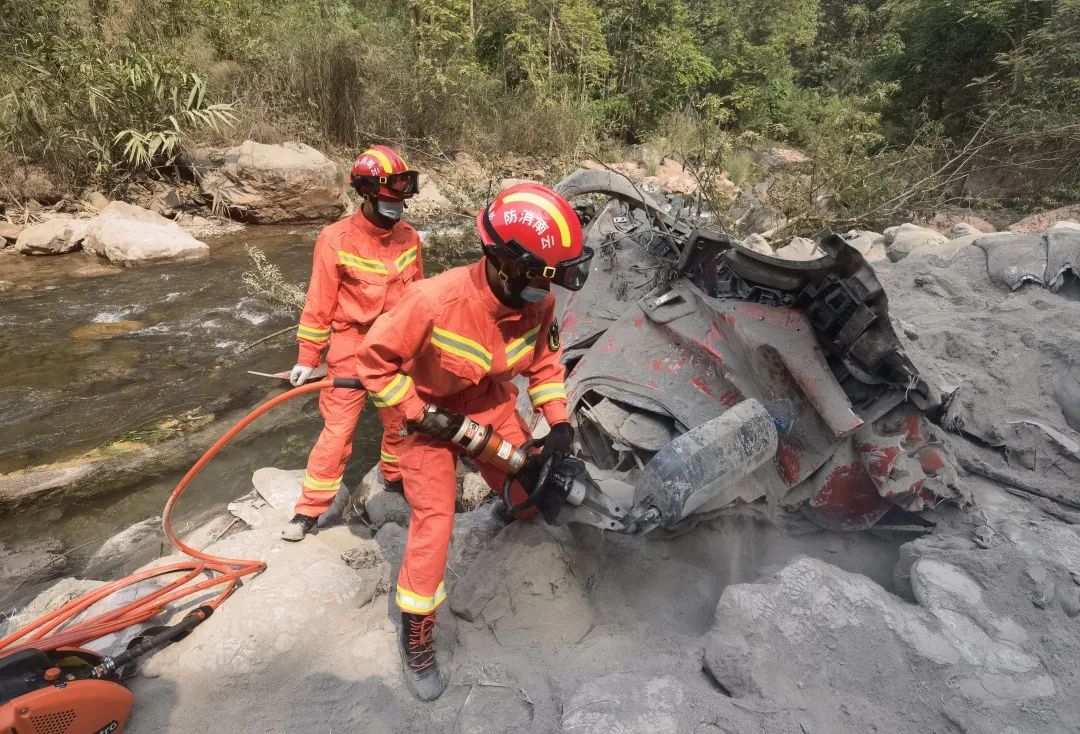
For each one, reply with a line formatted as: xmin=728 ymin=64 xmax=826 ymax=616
xmin=410 ymin=399 xmax=778 ymax=534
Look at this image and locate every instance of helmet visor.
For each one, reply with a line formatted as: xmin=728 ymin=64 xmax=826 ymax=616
xmin=383 ymin=170 xmax=419 ymax=196
xmin=519 ymin=247 xmax=594 ymax=291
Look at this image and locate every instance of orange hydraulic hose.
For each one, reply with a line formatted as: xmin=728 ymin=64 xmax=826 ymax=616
xmin=0 ymin=379 xmax=334 ymax=656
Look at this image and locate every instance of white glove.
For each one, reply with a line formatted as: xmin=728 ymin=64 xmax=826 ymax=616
xmin=289 ymin=364 xmax=314 ymax=387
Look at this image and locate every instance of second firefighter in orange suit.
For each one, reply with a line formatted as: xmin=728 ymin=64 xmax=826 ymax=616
xmin=356 ymin=182 xmax=593 ymax=700
xmin=281 ymin=145 xmax=424 ymax=542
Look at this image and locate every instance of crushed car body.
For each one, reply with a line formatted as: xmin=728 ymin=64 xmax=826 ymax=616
xmin=520 ymin=169 xmax=965 ymax=533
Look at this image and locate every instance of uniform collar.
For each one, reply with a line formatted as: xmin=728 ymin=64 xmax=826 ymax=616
xmin=350 ymin=208 xmax=397 ymax=244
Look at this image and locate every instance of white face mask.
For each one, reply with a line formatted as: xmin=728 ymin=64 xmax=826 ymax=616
xmin=376 ymin=198 xmax=404 ymax=221
xmin=520 ymin=286 xmax=549 ymax=303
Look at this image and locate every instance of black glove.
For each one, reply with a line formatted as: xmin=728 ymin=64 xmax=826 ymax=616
xmin=540 ymin=422 xmax=574 ymax=463
xmin=407 ymin=404 xmax=465 ymax=441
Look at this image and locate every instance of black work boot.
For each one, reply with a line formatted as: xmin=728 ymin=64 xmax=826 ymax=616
xmin=399 ymin=611 xmax=446 ymax=701
xmin=377 ymin=466 xmax=404 ymax=494
xmin=280 ymin=513 xmax=317 ymax=542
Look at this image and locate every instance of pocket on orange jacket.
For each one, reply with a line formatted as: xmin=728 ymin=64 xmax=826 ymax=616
xmin=342 ymin=268 xmax=388 ymax=319
xmin=433 ymin=346 xmax=490 ymax=387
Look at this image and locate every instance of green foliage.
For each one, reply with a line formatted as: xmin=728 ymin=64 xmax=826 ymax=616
xmin=1 ymin=5 xmax=234 ymax=189
xmin=1 ymin=0 xmax=1077 ymax=214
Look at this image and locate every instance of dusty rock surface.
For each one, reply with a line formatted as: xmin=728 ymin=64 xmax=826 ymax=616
xmin=83 ymin=201 xmax=209 ymax=266
xmin=704 ymin=479 xmax=1080 ymax=733
xmin=773 ymin=235 xmax=821 ymax=261
xmin=188 ymin=140 xmax=348 ymax=223
xmin=0 ymin=221 xmax=26 ymax=244
xmin=884 ymin=222 xmax=949 ymax=262
xmin=840 ymin=229 xmax=888 ymax=263
xmin=1009 ymin=203 xmax=1080 ymax=233
xmin=14 ymin=217 xmax=88 ymax=255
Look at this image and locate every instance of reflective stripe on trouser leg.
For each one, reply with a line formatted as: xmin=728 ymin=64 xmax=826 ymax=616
xmin=396 ymin=437 xmax=457 ymax=614
xmin=294 ymin=345 xmax=368 ymax=517
xmin=378 ymin=427 xmax=404 ymax=483
xmin=472 ymin=397 xmax=538 ymax=520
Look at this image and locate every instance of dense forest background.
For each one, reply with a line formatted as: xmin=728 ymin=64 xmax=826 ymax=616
xmin=3 ymin=0 xmax=1079 ymax=220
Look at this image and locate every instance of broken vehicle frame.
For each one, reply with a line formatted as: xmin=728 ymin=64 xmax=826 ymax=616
xmin=520 ymin=169 xmax=961 ymax=534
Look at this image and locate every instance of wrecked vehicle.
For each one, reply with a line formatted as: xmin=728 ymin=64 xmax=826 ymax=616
xmin=516 ymin=169 xmax=964 ymax=534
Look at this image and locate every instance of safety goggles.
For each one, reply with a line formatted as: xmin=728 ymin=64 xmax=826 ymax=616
xmin=481 ymin=209 xmax=593 ymax=290
xmin=516 ymin=249 xmax=594 ymax=290
xmin=353 ymin=170 xmax=419 ymax=196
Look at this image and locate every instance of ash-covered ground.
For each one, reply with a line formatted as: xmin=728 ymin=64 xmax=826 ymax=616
xmin=6 ymin=221 xmax=1080 ymax=733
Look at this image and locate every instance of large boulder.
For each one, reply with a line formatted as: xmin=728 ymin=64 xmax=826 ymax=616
xmin=884 ymin=222 xmax=948 ymax=262
xmin=0 ymin=221 xmax=24 ymax=244
xmin=84 ymin=201 xmax=209 ymax=266
xmin=1009 ymin=203 xmax=1080 ymax=234
xmin=14 ymin=217 xmax=89 ymax=255
xmin=189 ymin=141 xmax=348 ymax=223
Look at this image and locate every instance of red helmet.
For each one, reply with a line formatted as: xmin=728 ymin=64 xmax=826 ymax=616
xmin=351 ymin=145 xmax=418 ymax=200
xmin=477 ymin=182 xmax=593 ymax=291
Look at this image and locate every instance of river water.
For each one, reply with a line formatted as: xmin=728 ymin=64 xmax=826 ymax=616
xmin=0 ymin=222 xmax=468 ymax=605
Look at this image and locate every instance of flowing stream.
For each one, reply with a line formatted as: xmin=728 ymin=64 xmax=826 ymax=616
xmin=0 ymin=222 xmax=466 ymax=607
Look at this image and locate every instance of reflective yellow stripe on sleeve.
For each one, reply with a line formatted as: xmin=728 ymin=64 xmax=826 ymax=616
xmin=380 ymin=449 xmax=398 ymax=463
xmin=431 ymin=327 xmax=493 ymax=371
xmin=394 ymin=246 xmax=418 ymax=272
xmin=505 ymin=326 xmax=540 ymax=367
xmin=528 ymin=382 xmax=566 ymax=407
xmin=302 ymin=472 xmax=342 ymax=493
xmin=371 ymin=373 xmax=414 ymax=408
xmin=395 ymin=582 xmax=447 ymax=614
xmin=297 ymin=324 xmax=331 ymax=343
xmin=338 ymin=251 xmax=388 ymax=275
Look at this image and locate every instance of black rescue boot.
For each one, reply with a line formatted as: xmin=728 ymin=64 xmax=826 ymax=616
xmin=379 ymin=468 xmax=404 ymax=494
xmin=399 ymin=611 xmax=446 ymax=701
xmin=280 ymin=513 xmax=317 ymax=542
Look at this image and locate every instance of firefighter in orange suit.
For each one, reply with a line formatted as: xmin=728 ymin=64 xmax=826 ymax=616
xmin=355 ymin=182 xmax=593 ymax=700
xmin=281 ymin=145 xmax=424 ymax=542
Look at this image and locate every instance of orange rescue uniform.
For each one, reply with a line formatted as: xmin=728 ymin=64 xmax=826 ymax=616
xmin=294 ymin=210 xmax=423 ymax=517
xmin=355 ymin=259 xmax=569 ymax=614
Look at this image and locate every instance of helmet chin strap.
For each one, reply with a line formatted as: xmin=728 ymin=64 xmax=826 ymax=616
xmin=493 ymin=260 xmax=548 ymax=306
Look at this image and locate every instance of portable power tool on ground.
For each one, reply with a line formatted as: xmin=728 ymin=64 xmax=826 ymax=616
xmin=0 ymin=607 xmax=212 ymax=734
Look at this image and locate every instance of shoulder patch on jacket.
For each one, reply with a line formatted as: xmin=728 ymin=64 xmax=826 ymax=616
xmin=548 ymin=319 xmax=560 ymax=350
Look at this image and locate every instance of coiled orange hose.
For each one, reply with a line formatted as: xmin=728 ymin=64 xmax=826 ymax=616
xmin=0 ymin=380 xmax=333 ymax=656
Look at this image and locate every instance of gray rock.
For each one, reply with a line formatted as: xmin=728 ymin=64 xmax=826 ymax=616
xmin=449 ymin=522 xmax=593 ymax=645
xmin=704 ymin=555 xmax=1060 ymax=732
xmin=561 ymin=673 xmax=685 ymax=733
xmin=458 ymin=471 xmax=490 ymax=512
xmin=365 ymin=489 xmax=410 ymax=529
xmin=84 ymin=201 xmax=209 ymax=266
xmin=1 ymin=577 xmax=100 ymax=637
xmin=774 ymin=236 xmax=821 ymax=261
xmin=83 ymin=191 xmax=111 ymax=213
xmin=189 ymin=141 xmax=347 ymax=223
xmin=951 ymin=222 xmax=986 ymax=238
xmin=0 ymin=539 xmax=65 ymax=603
xmin=1023 ymin=562 xmax=1055 ymax=609
xmin=884 ymin=223 xmax=949 ymax=262
xmin=149 ymin=184 xmax=183 ymax=218
xmin=841 ymin=229 xmax=887 ymax=262
xmin=0 ymin=222 xmax=24 ymax=243
xmin=83 ymin=516 xmax=162 ymax=579
xmin=0 ymin=280 xmax=14 ymax=292
xmin=14 ymin=217 xmax=89 ymax=255
xmin=1058 ymin=583 xmax=1080 ymax=617
xmin=1049 ymin=220 xmax=1080 ymax=233
xmin=739 ymin=233 xmax=772 ymax=255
